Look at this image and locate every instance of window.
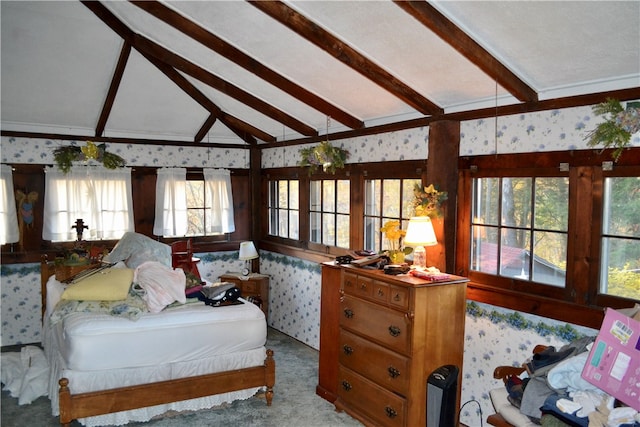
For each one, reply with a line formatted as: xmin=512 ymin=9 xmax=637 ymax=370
xmin=470 ymin=177 xmax=569 ymax=287
xmin=364 ymin=178 xmax=421 ymax=253
xmin=154 ymin=168 xmax=235 ymax=238
xmin=458 ymin=154 xmax=639 ymax=327
xmin=599 ymin=175 xmax=640 ymax=299
xmin=0 ymin=164 xmax=19 ymax=245
xmin=310 ymin=179 xmax=350 ymax=248
xmin=268 ymin=179 xmax=299 ymax=240
xmin=43 ymin=166 xmax=134 ymax=242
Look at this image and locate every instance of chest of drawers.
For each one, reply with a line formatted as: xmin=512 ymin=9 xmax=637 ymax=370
xmin=317 ymin=263 xmax=468 ymax=427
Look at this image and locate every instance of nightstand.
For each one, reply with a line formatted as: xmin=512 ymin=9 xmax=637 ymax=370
xmin=219 ymin=273 xmax=269 ymax=318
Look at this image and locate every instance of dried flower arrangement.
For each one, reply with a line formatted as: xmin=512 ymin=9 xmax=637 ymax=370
xmin=54 ymin=141 xmax=126 ymax=173
xmin=586 ymin=99 xmax=640 ymax=161
xmin=298 ymin=141 xmax=349 ymax=175
xmin=412 ymin=183 xmax=447 ymax=218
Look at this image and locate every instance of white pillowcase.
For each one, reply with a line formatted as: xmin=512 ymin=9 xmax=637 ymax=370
xmin=133 ymin=261 xmax=186 ymax=313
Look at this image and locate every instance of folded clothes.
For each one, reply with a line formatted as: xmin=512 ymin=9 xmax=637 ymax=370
xmin=525 ymin=347 xmax=575 ymax=376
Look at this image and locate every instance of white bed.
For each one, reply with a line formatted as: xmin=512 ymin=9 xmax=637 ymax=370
xmin=41 ymin=260 xmax=275 ymax=426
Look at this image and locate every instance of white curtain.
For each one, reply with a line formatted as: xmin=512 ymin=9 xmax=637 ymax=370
xmin=0 ymin=164 xmax=20 ymax=244
xmin=43 ymin=166 xmax=134 ymax=242
xmin=153 ymin=168 xmax=187 ymax=237
xmin=204 ymin=168 xmax=235 ymax=234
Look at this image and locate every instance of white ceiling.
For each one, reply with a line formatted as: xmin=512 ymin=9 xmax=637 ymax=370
xmin=2 ymin=1 xmax=639 ymax=145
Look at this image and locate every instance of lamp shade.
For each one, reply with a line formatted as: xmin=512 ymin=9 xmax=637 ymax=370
xmin=404 ymin=217 xmax=437 ymax=247
xmin=238 ymin=241 xmax=259 ymax=260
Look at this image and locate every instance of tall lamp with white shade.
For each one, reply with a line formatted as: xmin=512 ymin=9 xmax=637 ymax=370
xmin=239 ymin=241 xmax=259 ymax=276
xmin=404 ymin=217 xmax=437 ymax=269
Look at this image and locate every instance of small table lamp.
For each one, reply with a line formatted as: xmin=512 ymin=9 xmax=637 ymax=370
xmin=404 ymin=217 xmax=437 ymax=269
xmin=239 ymin=241 xmax=259 ymax=276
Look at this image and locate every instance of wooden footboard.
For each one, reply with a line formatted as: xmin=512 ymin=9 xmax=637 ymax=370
xmin=58 ymin=348 xmax=275 ymax=426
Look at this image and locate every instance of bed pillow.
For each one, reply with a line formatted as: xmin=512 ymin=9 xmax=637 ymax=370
xmin=134 ymin=261 xmax=186 ymax=313
xmin=61 ymin=268 xmax=134 ymax=301
xmin=103 ymin=231 xmax=171 ymax=269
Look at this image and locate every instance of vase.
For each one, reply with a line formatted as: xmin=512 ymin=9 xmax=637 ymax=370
xmin=389 ymin=250 xmax=405 ymax=264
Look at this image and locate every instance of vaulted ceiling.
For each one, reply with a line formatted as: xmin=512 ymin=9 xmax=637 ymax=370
xmin=2 ymin=1 xmax=639 ymax=147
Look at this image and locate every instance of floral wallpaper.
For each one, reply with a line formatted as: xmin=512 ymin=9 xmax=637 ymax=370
xmin=1 ymin=137 xmax=249 ymax=169
xmin=262 ymin=102 xmax=640 ymax=168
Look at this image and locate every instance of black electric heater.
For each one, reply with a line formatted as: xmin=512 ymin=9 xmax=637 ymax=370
xmin=426 ymin=365 xmax=459 ymax=427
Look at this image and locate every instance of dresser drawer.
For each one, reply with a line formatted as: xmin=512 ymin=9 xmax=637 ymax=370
xmin=339 ymin=329 xmax=410 ymax=395
xmin=343 ymin=272 xmax=374 ymax=299
xmin=240 ymin=280 xmax=258 ymax=294
xmin=338 ymin=365 xmax=406 ymax=427
xmin=340 ymin=295 xmax=412 ymax=355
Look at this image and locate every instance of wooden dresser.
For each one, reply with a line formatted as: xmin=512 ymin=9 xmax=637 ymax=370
xmin=317 ymin=263 xmax=468 ymax=427
xmin=219 ymin=273 xmax=269 ymax=318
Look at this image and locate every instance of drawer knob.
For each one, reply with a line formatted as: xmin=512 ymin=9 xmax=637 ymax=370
xmin=387 ymin=366 xmax=400 ymax=378
xmin=377 ymin=288 xmax=385 ymax=297
xmin=388 ymin=325 xmax=401 ymax=337
xmin=341 ymin=380 xmax=352 ymax=391
xmin=343 ymin=345 xmax=354 ymax=355
xmin=385 ymin=406 xmax=397 ymax=418
xmin=343 ymin=308 xmax=354 ymax=319
xmin=393 ymin=293 xmax=401 ymax=301
xmin=359 ymin=282 xmax=367 ymax=291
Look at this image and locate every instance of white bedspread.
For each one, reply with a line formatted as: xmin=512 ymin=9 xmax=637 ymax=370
xmin=43 ymin=276 xmax=269 ymax=426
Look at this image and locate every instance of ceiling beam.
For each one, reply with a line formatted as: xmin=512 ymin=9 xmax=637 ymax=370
xmin=95 ymin=41 xmax=131 ymax=137
xmin=140 ymin=50 xmax=268 ymax=144
xmin=195 ymin=113 xmax=218 ymax=144
xmin=130 ymin=0 xmax=364 ymax=131
xmin=82 ymin=1 xmax=310 ymax=140
xmin=395 ymin=1 xmax=538 ymax=103
xmin=248 ymin=0 xmax=443 ymax=116
xmin=133 ymin=35 xmax=318 ymax=137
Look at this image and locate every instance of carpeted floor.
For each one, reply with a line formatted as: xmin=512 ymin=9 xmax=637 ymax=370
xmin=1 ymin=328 xmax=363 ymax=427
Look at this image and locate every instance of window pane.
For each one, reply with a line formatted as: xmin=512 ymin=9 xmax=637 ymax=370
xmin=323 ymin=213 xmax=335 ymax=245
xmin=382 ymin=180 xmax=400 ymax=218
xmin=600 ymin=176 xmax=640 ymax=299
xmin=470 ymin=225 xmax=498 ymax=274
xmin=323 ymin=181 xmax=335 ymax=212
xmin=310 ymin=181 xmax=321 ymax=211
xmin=501 ymin=178 xmax=531 ymax=228
xmin=310 ymin=212 xmax=321 ymax=243
xmin=365 ymin=179 xmax=380 ymax=216
xmin=472 ymin=178 xmax=500 ymax=226
xmin=364 ymin=216 xmax=380 ymax=252
xmin=603 ymin=177 xmax=640 ymax=237
xmin=403 ymin=179 xmax=421 ymax=218
xmin=289 ymin=181 xmax=299 ymax=210
xmin=600 ymin=237 xmax=640 ymax=299
xmin=337 ymin=180 xmax=350 ymax=214
xmin=278 ymin=181 xmax=288 ymax=209
xmin=337 ymin=214 xmax=350 ymax=248
xmin=500 ymin=228 xmax=531 ymax=279
xmin=534 ymin=178 xmax=569 ymax=232
xmin=289 ymin=210 xmax=299 ymax=240
xmin=532 ymin=230 xmax=566 ymax=286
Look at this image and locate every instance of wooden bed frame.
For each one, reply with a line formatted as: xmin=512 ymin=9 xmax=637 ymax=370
xmin=41 ymin=256 xmax=275 ymax=426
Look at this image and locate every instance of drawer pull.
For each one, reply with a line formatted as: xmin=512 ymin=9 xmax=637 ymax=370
xmin=387 ymin=366 xmax=400 ymax=378
xmin=393 ymin=293 xmax=401 ymax=301
xmin=343 ymin=308 xmax=354 ymax=318
xmin=359 ymin=282 xmax=368 ymax=291
xmin=388 ymin=325 xmax=401 ymax=337
xmin=385 ymin=406 xmax=397 ymax=418
xmin=345 ymin=279 xmax=354 ymax=288
xmin=343 ymin=345 xmax=354 ymax=355
xmin=341 ymin=380 xmax=352 ymax=391
xmin=377 ymin=288 xmax=385 ymax=297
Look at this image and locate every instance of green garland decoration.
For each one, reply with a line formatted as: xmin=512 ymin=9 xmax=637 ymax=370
xmin=298 ymin=141 xmax=350 ymax=175
xmin=53 ymin=141 xmax=126 ymax=173
xmin=586 ymin=98 xmax=640 ymax=161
